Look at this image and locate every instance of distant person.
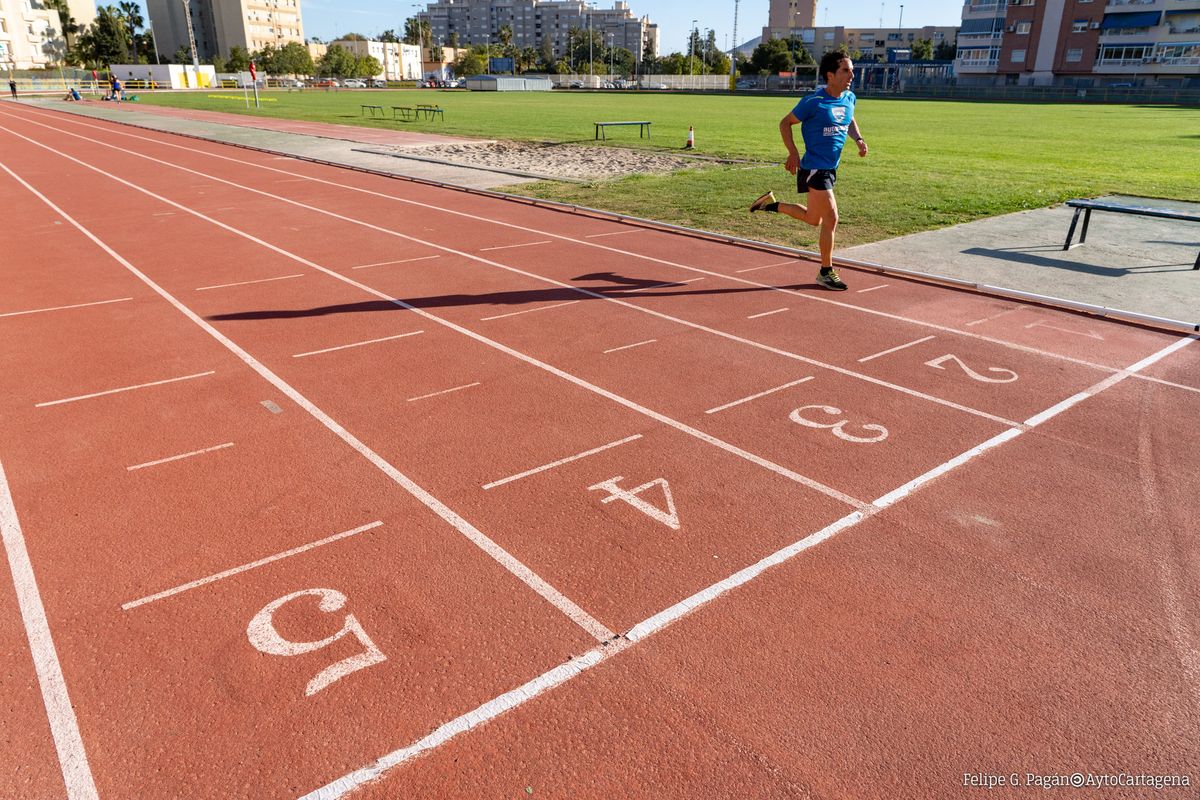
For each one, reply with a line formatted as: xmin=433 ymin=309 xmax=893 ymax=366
xmin=64 ymin=87 xmax=82 ymax=101
xmin=109 ymin=76 xmax=123 ymax=103
xmin=8 ymin=79 xmax=16 ymax=99
xmin=750 ymin=51 xmax=869 ymax=291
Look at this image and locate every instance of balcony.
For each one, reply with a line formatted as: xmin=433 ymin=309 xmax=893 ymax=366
xmin=962 ymin=2 xmax=1004 ymax=14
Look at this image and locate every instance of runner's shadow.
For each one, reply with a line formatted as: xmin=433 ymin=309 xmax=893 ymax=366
xmin=206 ymin=275 xmax=817 ymax=321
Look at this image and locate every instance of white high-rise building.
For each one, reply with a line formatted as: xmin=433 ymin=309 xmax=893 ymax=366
xmin=1 ymin=0 xmax=95 ymax=69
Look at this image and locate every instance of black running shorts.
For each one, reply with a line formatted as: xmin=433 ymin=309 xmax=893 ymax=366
xmin=797 ymin=168 xmax=837 ymax=193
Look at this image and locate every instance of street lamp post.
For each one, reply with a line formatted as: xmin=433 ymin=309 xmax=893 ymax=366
xmin=689 ymin=18 xmax=697 ymax=88
xmin=588 ymin=5 xmax=593 ymax=79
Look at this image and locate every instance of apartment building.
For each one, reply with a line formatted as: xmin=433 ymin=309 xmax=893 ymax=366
xmin=419 ymin=0 xmax=659 ymax=62
xmin=761 ymin=0 xmax=819 ymax=40
xmin=1 ymin=0 xmax=94 ymax=69
xmin=145 ymin=0 xmax=304 ymax=62
xmin=957 ymin=0 xmax=1200 ymax=87
xmin=328 ymin=39 xmax=423 ymax=81
xmin=790 ymin=24 xmax=959 ymax=61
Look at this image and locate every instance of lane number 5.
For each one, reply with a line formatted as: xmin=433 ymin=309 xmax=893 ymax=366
xmin=247 ymin=588 xmax=387 ymax=697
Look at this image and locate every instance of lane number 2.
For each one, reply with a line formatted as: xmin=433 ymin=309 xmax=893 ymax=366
xmin=924 ymin=354 xmax=1018 ymax=384
xmin=790 ymin=405 xmax=889 ymax=443
xmin=247 ymin=588 xmax=386 ymax=697
xmin=588 ymin=476 xmax=680 ymax=530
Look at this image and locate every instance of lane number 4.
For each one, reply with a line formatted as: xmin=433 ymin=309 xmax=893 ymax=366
xmin=588 ymin=476 xmax=680 ymax=530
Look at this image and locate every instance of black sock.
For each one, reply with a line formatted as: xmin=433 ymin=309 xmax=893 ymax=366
xmin=820 ymin=266 xmax=832 ymax=275
xmin=764 ymin=202 xmax=779 ymax=213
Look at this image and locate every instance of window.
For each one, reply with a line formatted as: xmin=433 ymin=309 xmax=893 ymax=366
xmin=1016 ymin=21 xmax=1032 ymax=34
xmin=1011 ymin=48 xmax=1026 ymax=60
xmin=1072 ymin=20 xmax=1088 ymax=32
xmin=823 ymin=31 xmax=834 ymax=40
xmin=1066 ymin=48 xmax=1083 ymax=61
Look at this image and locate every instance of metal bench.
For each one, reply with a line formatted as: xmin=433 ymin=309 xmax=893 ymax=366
xmin=416 ymin=104 xmax=444 ymax=121
xmin=391 ymin=106 xmax=417 ymax=120
xmin=594 ymin=120 xmax=651 ymax=140
xmin=1064 ymin=199 xmax=1200 ymax=270
xmin=361 ymin=104 xmax=384 ymax=118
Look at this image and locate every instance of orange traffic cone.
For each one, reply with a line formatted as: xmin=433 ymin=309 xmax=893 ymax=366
xmin=684 ymin=126 xmax=695 ymax=149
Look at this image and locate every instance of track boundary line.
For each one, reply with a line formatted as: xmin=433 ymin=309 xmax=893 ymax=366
xmin=0 ymin=114 xmax=1025 ymax=428
xmin=14 ymin=103 xmax=1196 ymax=337
xmin=0 ymin=125 xmax=870 ymax=512
xmin=0 ymin=155 xmax=615 ymax=645
xmin=0 ymin=456 xmax=99 ymax=799
xmin=482 ymin=434 xmax=643 ymax=490
xmin=126 ymin=442 xmax=234 ymax=472
xmin=0 ymin=297 xmax=133 ymax=317
xmin=34 ymin=371 xmax=215 ymax=408
xmin=122 ymin=521 xmax=383 ymax=610
xmin=300 ymin=330 xmax=1196 ymax=799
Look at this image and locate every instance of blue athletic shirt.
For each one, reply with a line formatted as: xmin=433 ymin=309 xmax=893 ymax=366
xmin=790 ymin=88 xmax=856 ymax=171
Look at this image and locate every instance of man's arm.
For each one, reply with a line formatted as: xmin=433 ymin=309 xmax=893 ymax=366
xmin=848 ymin=119 xmax=868 ymax=157
xmin=780 ymin=112 xmax=801 ymax=175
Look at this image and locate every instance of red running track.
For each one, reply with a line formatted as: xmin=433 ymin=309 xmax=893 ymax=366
xmin=0 ymin=103 xmax=1197 ymax=799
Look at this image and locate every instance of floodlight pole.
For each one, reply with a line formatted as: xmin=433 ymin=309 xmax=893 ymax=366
xmin=730 ymin=0 xmax=739 ymax=84
xmin=588 ymin=5 xmax=593 ymax=78
xmin=689 ymin=18 xmax=696 ymax=87
xmin=181 ymin=0 xmax=200 ymax=86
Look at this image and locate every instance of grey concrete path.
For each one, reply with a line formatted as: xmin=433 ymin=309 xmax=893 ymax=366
xmin=844 ymin=198 xmax=1199 ymax=325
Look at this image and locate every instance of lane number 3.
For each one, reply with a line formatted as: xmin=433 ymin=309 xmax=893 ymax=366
xmin=790 ymin=405 xmax=889 ymax=443
xmin=247 ymin=588 xmax=387 ymax=697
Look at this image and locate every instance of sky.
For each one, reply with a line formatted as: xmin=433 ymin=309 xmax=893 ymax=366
xmin=109 ymin=1 xmax=966 ymax=56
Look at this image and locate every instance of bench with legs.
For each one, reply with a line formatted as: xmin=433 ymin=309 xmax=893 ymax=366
xmin=416 ymin=104 xmax=444 ymax=121
xmin=594 ymin=120 xmax=651 ymax=140
xmin=360 ymin=104 xmax=384 ymax=117
xmin=1064 ymin=199 xmax=1200 ymax=270
xmin=391 ymin=106 xmax=417 ymax=120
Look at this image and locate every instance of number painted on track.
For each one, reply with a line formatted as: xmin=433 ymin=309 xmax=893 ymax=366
xmin=789 ymin=405 xmax=889 ymax=444
xmin=924 ymin=353 xmax=1018 ymax=384
xmin=247 ymin=588 xmax=387 ymax=697
xmin=588 ymin=476 xmax=680 ymax=530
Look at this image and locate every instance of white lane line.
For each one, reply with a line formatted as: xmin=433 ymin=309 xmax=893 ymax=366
xmin=122 ymin=521 xmax=383 ymax=610
xmin=0 ymin=297 xmax=133 ymax=318
xmin=195 ymin=274 xmax=304 ymax=291
xmin=627 ymin=277 xmax=706 ymax=292
xmin=300 ymin=331 xmax=1198 ymax=800
xmin=966 ymin=307 xmax=1022 ymax=327
xmin=480 ymin=300 xmax=580 ymax=321
xmin=736 ymin=260 xmax=796 ymax=273
xmin=0 ymin=121 xmax=867 ymax=509
xmin=351 ymin=255 xmax=441 ymax=270
xmin=34 ymin=371 xmax=215 ymax=408
xmin=152 ymin=211 xmax=174 ymax=216
xmin=302 ymin=640 xmax=630 ymax=800
xmin=483 ymin=434 xmax=643 ymax=490
xmin=705 ymin=377 xmax=813 ymax=414
xmin=407 ymin=382 xmax=480 ymax=402
xmin=29 ymin=108 xmax=1144 ymax=378
xmin=857 ymin=335 xmax=936 ymax=364
xmin=126 ymin=442 xmax=234 ymax=472
xmin=604 ymin=339 xmax=656 ymax=354
xmin=747 ymin=307 xmax=789 ymax=320
xmin=293 ymin=331 xmax=424 ymax=359
xmin=480 ymin=240 xmax=552 ymax=251
xmin=0 ymin=156 xmax=615 ymax=644
xmin=0 ymin=457 xmax=99 ymax=799
xmin=856 ymin=284 xmax=889 ymax=294
xmin=1023 ymin=319 xmax=1104 ymax=340
xmin=585 ymin=229 xmax=646 ymax=238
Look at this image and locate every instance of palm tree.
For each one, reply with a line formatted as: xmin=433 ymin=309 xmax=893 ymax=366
xmin=117 ymin=0 xmax=143 ymax=61
xmin=498 ymin=23 xmax=514 ymax=57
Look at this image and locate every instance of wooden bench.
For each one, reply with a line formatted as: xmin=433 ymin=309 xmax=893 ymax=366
xmin=1064 ymin=199 xmax=1200 ymax=270
xmin=391 ymin=106 xmax=417 ymax=121
xmin=360 ymin=104 xmax=384 ymax=118
xmin=416 ymin=104 xmax=444 ymax=121
xmin=594 ymin=120 xmax=651 ymax=140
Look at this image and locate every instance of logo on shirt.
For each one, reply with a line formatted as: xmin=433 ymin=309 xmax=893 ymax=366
xmin=830 ymin=107 xmax=847 ymax=123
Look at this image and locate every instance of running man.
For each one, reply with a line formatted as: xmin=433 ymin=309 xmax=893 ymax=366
xmin=8 ymin=79 xmax=16 ymax=99
xmin=750 ymin=51 xmax=868 ymax=291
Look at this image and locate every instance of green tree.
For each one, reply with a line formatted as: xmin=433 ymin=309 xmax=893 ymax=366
xmin=117 ymin=1 xmax=142 ymax=61
xmin=226 ymin=45 xmax=250 ymax=72
xmin=515 ymin=46 xmax=539 ymax=73
xmin=277 ymin=41 xmax=312 ymax=75
xmin=172 ymin=45 xmax=192 ymax=65
xmin=750 ymin=38 xmax=793 ymax=74
xmin=75 ymin=6 xmax=131 ymax=68
xmin=447 ymin=31 xmax=459 ymax=49
xmin=43 ymin=0 xmax=82 ymax=52
xmin=354 ymin=55 xmax=382 ymax=79
xmin=403 ymin=17 xmax=422 ymax=46
xmin=317 ymin=44 xmax=358 ymax=77
xmin=912 ymin=38 xmax=934 ymax=61
xmin=498 ymin=23 xmax=514 ymax=57
xmin=540 ymin=34 xmax=555 ymax=67
xmin=934 ymin=39 xmax=957 ymax=60
xmin=252 ymin=43 xmax=279 ymax=73
xmin=380 ymin=29 xmax=399 ymax=43
xmin=454 ymin=49 xmax=486 ymax=77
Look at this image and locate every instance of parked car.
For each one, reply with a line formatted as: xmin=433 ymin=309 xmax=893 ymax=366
xmin=282 ymin=79 xmax=305 ymax=88
xmin=368 ymin=78 xmax=388 ymax=88
xmin=341 ymin=78 xmax=367 ymax=88
xmin=313 ymin=78 xmax=339 ymax=88
xmin=569 ymin=80 xmax=584 ymax=89
xmin=735 ymin=79 xmax=757 ymax=90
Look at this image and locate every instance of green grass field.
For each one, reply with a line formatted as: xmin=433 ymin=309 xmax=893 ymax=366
xmin=136 ymin=89 xmax=1200 ymax=249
